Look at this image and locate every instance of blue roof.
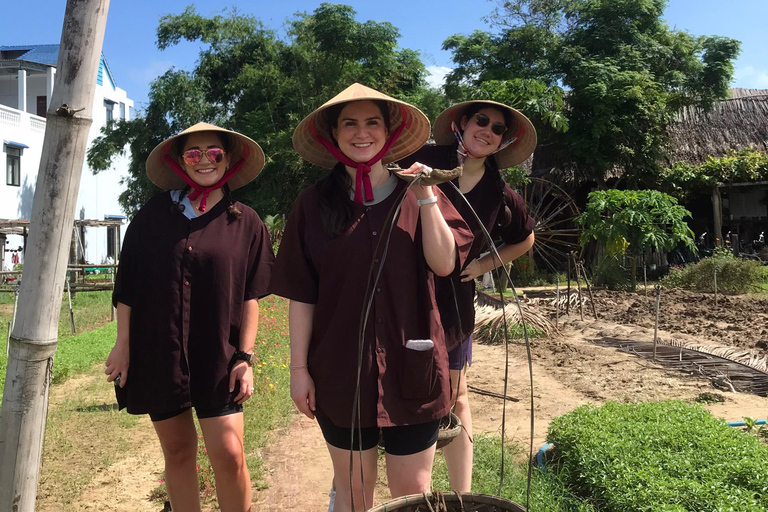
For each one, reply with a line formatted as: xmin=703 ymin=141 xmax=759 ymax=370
xmin=1 ymin=44 xmax=117 ymax=87
xmin=0 ymin=44 xmax=59 ymax=66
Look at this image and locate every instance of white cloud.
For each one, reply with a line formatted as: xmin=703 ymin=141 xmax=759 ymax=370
xmin=425 ymin=65 xmax=452 ymax=89
xmin=734 ymin=66 xmax=768 ymax=88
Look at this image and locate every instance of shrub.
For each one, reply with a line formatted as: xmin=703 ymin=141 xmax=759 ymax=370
xmin=662 ymin=248 xmax=767 ymax=293
xmin=590 ymin=254 xmax=631 ymax=291
xmin=547 ymin=401 xmax=768 ymax=512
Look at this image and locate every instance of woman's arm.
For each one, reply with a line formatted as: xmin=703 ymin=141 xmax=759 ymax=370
xmin=460 ymin=232 xmax=535 ymax=282
xmin=231 ymin=299 xmax=259 ymax=403
xmin=105 ymin=302 xmax=131 ymax=387
xmin=289 ymin=300 xmax=317 ymax=419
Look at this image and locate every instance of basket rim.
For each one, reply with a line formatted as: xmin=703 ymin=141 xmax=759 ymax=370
xmin=367 ymin=491 xmax=527 ymax=512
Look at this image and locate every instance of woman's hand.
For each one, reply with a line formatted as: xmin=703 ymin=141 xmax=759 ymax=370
xmin=230 ymin=361 xmax=255 ymax=405
xmin=105 ymin=341 xmax=129 ymax=388
xmin=399 ymin=162 xmax=435 ymax=200
xmin=290 ymin=368 xmax=316 ymax=419
xmin=460 ymin=258 xmax=485 ymax=282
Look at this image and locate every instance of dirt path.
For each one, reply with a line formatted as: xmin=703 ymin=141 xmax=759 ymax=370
xmin=37 ymin=287 xmax=768 ymax=511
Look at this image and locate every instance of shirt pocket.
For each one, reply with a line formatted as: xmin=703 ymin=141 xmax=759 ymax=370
xmin=399 ymin=346 xmax=437 ymax=400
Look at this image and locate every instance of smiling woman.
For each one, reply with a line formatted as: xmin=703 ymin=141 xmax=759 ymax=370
xmin=107 ymin=122 xmax=275 ymax=512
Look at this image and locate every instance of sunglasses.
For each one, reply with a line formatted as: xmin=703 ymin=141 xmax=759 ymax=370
xmin=181 ymin=148 xmax=226 ymax=165
xmin=471 ymin=113 xmax=507 ymax=136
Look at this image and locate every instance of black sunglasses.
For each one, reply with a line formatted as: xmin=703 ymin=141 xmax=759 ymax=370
xmin=471 ymin=113 xmax=507 ymax=136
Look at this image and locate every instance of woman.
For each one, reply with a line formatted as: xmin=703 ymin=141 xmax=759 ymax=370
xmin=268 ymin=83 xmax=473 ymax=512
xmin=104 ymin=123 xmax=275 ymax=512
xmin=399 ymin=101 xmax=537 ymax=492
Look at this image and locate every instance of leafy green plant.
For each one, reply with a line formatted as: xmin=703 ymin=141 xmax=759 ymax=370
xmin=577 ymin=189 xmax=695 ymax=289
xmin=662 ymin=248 xmax=767 ymax=293
xmin=547 ymin=401 xmax=768 ymax=512
xmin=590 ymin=253 xmax=631 ymax=291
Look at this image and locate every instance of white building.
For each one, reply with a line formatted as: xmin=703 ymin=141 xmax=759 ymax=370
xmin=0 ymin=44 xmax=133 ymax=269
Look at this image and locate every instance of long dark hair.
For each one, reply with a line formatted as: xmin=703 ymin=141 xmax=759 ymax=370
xmin=170 ymin=131 xmax=241 ymax=220
xmin=317 ymin=100 xmax=391 ymax=237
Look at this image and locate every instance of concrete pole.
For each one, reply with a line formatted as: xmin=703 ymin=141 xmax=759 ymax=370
xmin=17 ymin=70 xmax=27 ymax=113
xmin=0 ymin=2 xmax=110 ymax=510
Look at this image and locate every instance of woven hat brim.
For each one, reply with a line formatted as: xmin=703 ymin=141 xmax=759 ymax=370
xmin=292 ymin=83 xmax=430 ymax=168
xmin=146 ymin=122 xmax=265 ymax=191
xmin=433 ymin=101 xmax=537 ymax=169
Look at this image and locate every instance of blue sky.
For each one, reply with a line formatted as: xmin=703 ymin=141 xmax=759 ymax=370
xmin=2 ymin=0 xmax=766 ymax=109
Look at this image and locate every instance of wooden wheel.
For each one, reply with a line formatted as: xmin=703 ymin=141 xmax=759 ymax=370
xmin=523 ymin=177 xmax=581 ymax=272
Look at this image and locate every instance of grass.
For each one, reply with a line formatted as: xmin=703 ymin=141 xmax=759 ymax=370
xmin=431 ymin=435 xmax=595 ymax=512
xmin=0 ymin=293 xmax=292 ymax=509
xmin=0 ymin=290 xmax=115 ymax=400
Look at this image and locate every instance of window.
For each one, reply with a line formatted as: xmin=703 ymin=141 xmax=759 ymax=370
xmin=37 ymin=96 xmax=47 ymax=117
xmin=119 ymin=102 xmax=126 ymax=120
xmin=5 ymin=146 xmax=21 ymax=187
xmin=107 ymin=225 xmax=121 ymax=261
xmin=104 ymin=99 xmax=115 ymax=121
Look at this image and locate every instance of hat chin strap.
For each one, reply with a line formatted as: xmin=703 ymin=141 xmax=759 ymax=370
xmin=162 ymin=143 xmax=250 ymax=212
xmin=450 ymin=121 xmax=519 ymax=166
xmin=310 ymin=105 xmax=410 ymax=205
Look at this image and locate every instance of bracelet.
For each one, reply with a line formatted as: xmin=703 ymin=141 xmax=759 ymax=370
xmin=417 ymin=195 xmax=438 ymax=207
xmin=289 ymin=364 xmax=308 ymax=370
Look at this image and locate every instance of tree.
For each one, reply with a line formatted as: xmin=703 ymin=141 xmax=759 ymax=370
xmin=444 ymin=0 xmax=741 ymax=186
xmin=88 ymin=4 xmax=433 ymax=218
xmin=577 ymin=189 xmax=695 ymax=289
xmin=0 ymin=2 xmax=109 ymax=510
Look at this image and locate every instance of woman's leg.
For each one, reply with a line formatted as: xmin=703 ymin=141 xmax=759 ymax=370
xmin=326 ymin=443 xmax=378 ymax=512
xmin=383 ymin=420 xmax=439 ymax=498
xmin=198 ymin=412 xmax=251 ymax=512
xmin=152 ymin=408 xmax=202 ymax=512
xmin=442 ymin=365 xmax=474 ymax=491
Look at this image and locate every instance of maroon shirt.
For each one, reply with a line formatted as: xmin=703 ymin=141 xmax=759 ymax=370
xmin=268 ymin=178 xmax=473 ymax=428
xmin=400 ymin=145 xmax=535 ymax=351
xmin=113 ymin=193 xmax=275 ymax=415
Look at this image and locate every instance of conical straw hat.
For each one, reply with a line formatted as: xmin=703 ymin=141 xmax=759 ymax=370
xmin=292 ymin=83 xmax=430 ymax=168
xmin=146 ymin=122 xmax=265 ymax=190
xmin=433 ymin=101 xmax=537 ymax=169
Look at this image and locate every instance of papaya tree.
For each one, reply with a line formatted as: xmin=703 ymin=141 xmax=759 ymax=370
xmin=577 ymin=189 xmax=695 ymax=289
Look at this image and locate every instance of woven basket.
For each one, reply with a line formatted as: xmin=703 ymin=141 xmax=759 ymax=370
xmin=378 ymin=413 xmax=463 ymax=450
xmin=368 ymin=491 xmax=527 ymax=511
xmin=436 ymin=412 xmax=463 ymax=449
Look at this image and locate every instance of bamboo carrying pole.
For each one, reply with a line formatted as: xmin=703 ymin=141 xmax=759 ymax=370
xmin=0 ymin=2 xmax=110 ymax=509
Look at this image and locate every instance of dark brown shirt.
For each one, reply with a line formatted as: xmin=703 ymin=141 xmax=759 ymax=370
xmin=267 ymin=178 xmax=473 ymax=428
xmin=113 ymin=193 xmax=275 ymax=415
xmin=400 ymin=145 xmax=535 ymax=351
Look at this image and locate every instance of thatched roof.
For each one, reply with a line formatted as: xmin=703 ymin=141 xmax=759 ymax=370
xmin=666 ymin=88 xmax=768 ymax=165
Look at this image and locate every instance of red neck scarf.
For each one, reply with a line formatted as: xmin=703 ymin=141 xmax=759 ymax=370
xmin=163 ymin=143 xmax=250 ymax=212
xmin=310 ymin=105 xmax=409 ymax=204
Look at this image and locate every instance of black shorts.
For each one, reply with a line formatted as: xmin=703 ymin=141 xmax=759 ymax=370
xmin=316 ymin=415 xmax=439 ymax=456
xmin=149 ymin=402 xmax=243 ymax=422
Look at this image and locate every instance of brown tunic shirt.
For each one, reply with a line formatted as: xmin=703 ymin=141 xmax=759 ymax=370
xmin=113 ymin=192 xmax=275 ymax=415
xmin=267 ymin=178 xmax=473 ymax=428
xmin=400 ymin=145 xmax=535 ymax=351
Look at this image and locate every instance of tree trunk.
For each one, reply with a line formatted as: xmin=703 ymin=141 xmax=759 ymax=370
xmin=0 ymin=2 xmax=110 ymax=510
xmin=712 ymin=185 xmax=723 ymax=247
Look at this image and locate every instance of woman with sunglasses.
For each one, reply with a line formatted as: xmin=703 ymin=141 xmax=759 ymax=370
xmin=268 ymin=84 xmax=473 ymax=511
xmin=399 ymin=101 xmax=537 ymax=492
xmin=105 ymin=123 xmax=275 ymax=512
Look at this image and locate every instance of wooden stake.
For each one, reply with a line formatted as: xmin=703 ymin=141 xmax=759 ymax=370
xmin=653 ymin=285 xmax=661 ymax=361
xmin=66 ymin=279 xmax=76 ymax=335
xmin=714 ymin=268 xmax=718 ymax=307
xmin=643 ymin=252 xmax=648 ymax=297
xmin=574 ymin=256 xmax=584 ymax=321
xmin=566 ymin=254 xmax=572 ymax=315
xmin=555 ymin=279 xmax=560 ymax=329
xmin=0 ymin=2 xmax=110 ymax=508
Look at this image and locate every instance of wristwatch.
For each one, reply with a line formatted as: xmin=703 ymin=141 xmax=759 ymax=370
xmin=233 ymin=350 xmax=253 ymax=367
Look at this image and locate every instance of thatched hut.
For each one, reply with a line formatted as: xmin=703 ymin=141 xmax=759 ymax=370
xmin=666 ymin=88 xmax=768 ymax=165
